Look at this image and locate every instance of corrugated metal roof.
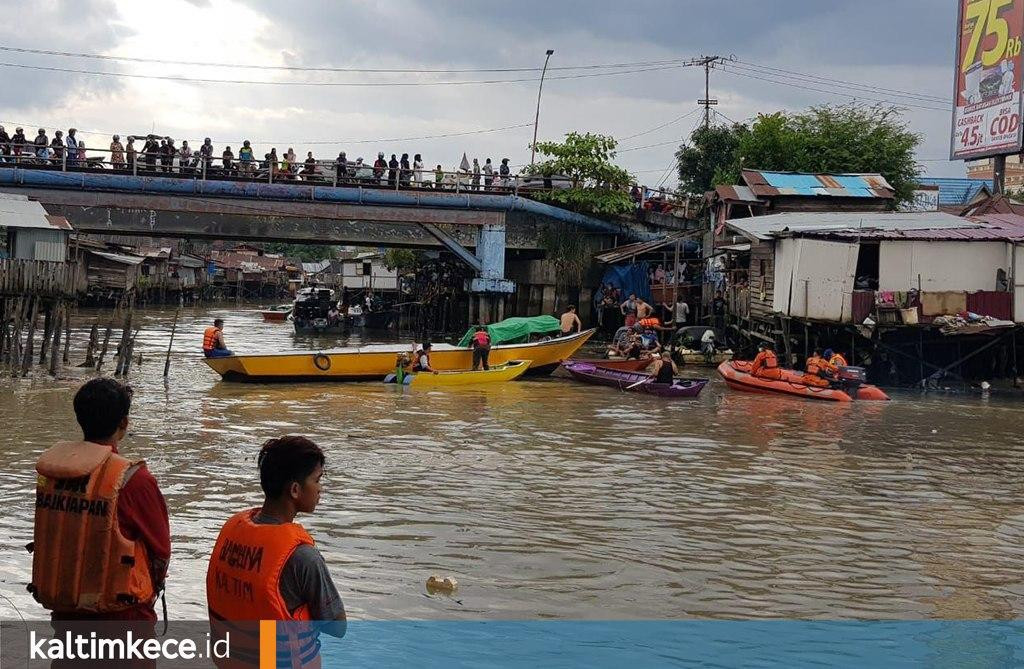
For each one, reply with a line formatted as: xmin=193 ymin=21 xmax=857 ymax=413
xmin=302 ymin=260 xmax=332 ymax=274
xmin=726 ymin=211 xmax=979 ymax=241
xmin=713 ymin=185 xmax=764 ymax=204
xmin=790 ymin=213 xmax=1024 ymax=242
xmin=89 ymin=250 xmax=145 ymax=265
xmin=741 ymin=169 xmax=895 ymax=200
xmin=916 ymin=177 xmax=990 ymax=206
xmin=0 ymin=193 xmax=73 ymax=230
xmin=594 ymin=230 xmax=701 ymax=264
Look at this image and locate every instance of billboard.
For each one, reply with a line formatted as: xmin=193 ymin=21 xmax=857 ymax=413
xmin=951 ymin=0 xmax=1024 ymax=160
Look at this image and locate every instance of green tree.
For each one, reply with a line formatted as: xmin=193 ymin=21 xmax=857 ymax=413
xmin=525 ymin=132 xmax=634 ymax=216
xmin=676 ymin=122 xmax=748 ymax=194
xmin=262 ymin=243 xmax=339 ymax=262
xmin=676 ymin=104 xmax=922 ymax=205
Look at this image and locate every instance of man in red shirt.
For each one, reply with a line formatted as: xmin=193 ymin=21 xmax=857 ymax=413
xmin=32 ymin=378 xmax=170 ymax=622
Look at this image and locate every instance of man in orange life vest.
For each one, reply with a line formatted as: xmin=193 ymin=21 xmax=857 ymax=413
xmin=750 ymin=343 xmax=782 ymax=380
xmin=30 ymin=378 xmax=170 ymax=622
xmin=802 ymin=348 xmax=831 ymax=388
xmin=203 ymin=318 xmax=233 ymax=358
xmin=471 ymin=325 xmax=491 ymax=371
xmin=824 ymin=348 xmax=848 ymax=369
xmin=207 ymin=436 xmax=345 ymax=668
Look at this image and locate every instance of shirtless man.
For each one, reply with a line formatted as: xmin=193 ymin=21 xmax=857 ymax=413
xmin=559 ymin=305 xmax=582 ymax=336
xmin=636 ymin=298 xmax=654 ymax=320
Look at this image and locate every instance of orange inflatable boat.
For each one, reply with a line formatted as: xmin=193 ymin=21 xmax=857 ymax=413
xmin=718 ymin=361 xmax=890 ymax=402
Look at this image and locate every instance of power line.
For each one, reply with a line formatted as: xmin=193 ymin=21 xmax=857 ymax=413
xmin=0 ymin=45 xmax=693 ymax=74
xmin=712 ymin=108 xmax=738 ymax=125
xmin=0 ymin=60 xmax=693 ymax=87
xmin=618 ymin=138 xmax=684 ymax=153
xmin=619 ymin=109 xmax=700 ymax=142
xmin=732 ymin=58 xmax=947 ymax=104
xmin=714 ymin=66 xmax=953 ymax=112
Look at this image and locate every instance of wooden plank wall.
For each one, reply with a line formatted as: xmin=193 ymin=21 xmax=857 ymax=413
xmin=748 ymin=241 xmax=776 ymax=319
xmin=0 ymin=260 xmax=86 ymax=297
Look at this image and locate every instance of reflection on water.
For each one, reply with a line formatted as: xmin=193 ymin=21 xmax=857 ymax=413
xmin=0 ymin=305 xmax=1021 ymax=621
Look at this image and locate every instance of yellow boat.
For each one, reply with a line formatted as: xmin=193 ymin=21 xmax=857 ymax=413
xmin=204 ymin=329 xmax=595 ymax=382
xmin=394 ymin=360 xmax=532 ymax=387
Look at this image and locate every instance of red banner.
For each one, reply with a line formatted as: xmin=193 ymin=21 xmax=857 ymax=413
xmin=951 ymin=0 xmax=1024 ymax=160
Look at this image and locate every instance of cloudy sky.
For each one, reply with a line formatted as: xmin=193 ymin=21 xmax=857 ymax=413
xmin=0 ymin=0 xmax=963 ymax=185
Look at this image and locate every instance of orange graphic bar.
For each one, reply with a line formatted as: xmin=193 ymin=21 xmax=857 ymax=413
xmin=259 ymin=620 xmax=276 ymax=669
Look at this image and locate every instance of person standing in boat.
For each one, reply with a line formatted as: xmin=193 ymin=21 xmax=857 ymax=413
xmin=559 ymin=305 xmax=582 ymax=337
xmin=620 ymin=293 xmax=639 ymax=328
xmin=470 ymin=326 xmax=491 ymax=371
xmin=202 ymin=318 xmax=233 ymax=358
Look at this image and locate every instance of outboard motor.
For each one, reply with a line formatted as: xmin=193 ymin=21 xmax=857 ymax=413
xmin=835 ymin=365 xmax=867 ymax=397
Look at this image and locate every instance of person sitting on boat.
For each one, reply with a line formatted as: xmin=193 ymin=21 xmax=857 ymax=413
xmin=825 ymin=348 xmax=848 ymax=369
xmin=650 ymin=351 xmax=679 ymax=385
xmin=327 ymin=305 xmax=340 ymax=325
xmin=202 ymin=318 xmax=233 ymax=358
xmin=412 ymin=342 xmax=439 ymax=375
xmin=559 ymin=305 xmax=582 ymax=337
xmin=471 ymin=326 xmax=491 ymax=371
xmin=750 ymin=343 xmax=782 ymax=380
xmin=801 ymin=349 xmax=831 ymax=388
xmin=639 ymin=327 xmax=662 ymax=356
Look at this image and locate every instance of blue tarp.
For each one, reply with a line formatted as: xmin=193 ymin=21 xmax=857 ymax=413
xmin=596 ymin=263 xmax=651 ymax=306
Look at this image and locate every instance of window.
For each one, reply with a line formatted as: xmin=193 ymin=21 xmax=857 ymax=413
xmin=362 ymin=261 xmax=372 ymax=276
xmin=854 ymin=243 xmax=879 ymax=291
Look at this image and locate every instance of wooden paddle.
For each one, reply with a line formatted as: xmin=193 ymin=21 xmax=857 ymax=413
xmin=626 ymin=376 xmax=653 ymax=390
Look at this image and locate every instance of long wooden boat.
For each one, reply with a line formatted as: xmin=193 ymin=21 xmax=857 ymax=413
xmin=204 ymin=329 xmax=595 ymax=382
xmin=561 ymin=361 xmax=708 ymax=398
xmin=718 ymin=361 xmax=890 ymax=401
xmin=566 ymin=358 xmax=652 ymax=372
xmin=385 ymin=360 xmax=531 ymax=387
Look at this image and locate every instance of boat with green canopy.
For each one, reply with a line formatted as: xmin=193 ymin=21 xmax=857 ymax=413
xmin=457 ymin=315 xmax=563 ymax=347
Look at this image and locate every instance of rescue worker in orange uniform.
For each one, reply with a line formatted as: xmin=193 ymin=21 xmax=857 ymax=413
xmin=202 ymin=318 xmax=233 ymax=358
xmin=31 ymin=378 xmax=170 ymax=622
xmin=750 ymin=343 xmax=782 ymax=380
xmin=207 ymin=436 xmax=345 ymax=669
xmin=824 ymin=348 xmax=848 ymax=369
xmin=802 ymin=348 xmax=831 ymax=388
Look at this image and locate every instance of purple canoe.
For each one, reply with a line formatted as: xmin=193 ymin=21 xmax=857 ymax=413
xmin=561 ymin=361 xmax=708 ymax=398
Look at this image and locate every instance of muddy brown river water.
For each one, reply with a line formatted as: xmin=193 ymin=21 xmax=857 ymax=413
xmin=0 ymin=306 xmax=1021 ymax=621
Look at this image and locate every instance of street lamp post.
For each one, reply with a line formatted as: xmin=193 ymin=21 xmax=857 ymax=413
xmin=530 ymin=49 xmax=555 ymax=168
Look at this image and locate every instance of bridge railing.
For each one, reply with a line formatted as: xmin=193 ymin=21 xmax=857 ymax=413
xmin=0 ymin=141 xmax=689 ymax=212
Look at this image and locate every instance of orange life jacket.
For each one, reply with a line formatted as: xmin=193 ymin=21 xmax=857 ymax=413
xmin=207 ymin=509 xmax=320 ymax=669
xmin=31 ymin=441 xmax=155 ymax=614
xmin=805 ymin=355 xmax=823 ymax=376
xmin=473 ymin=331 xmax=490 ymax=347
xmin=638 ymin=317 xmax=660 ymax=328
xmin=829 ymin=353 xmax=848 ymax=368
xmin=203 ymin=326 xmax=221 ymax=351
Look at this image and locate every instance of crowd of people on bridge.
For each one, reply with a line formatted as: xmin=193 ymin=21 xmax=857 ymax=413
xmin=0 ymin=124 xmax=522 ymax=191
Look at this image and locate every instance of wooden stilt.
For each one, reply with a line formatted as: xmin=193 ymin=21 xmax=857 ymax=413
xmin=114 ymin=299 xmax=134 ymax=376
xmin=62 ymin=305 xmax=71 ymax=364
xmin=48 ymin=302 xmax=63 ymax=377
xmin=83 ymin=323 xmax=99 ymax=368
xmin=9 ymin=297 xmax=24 ymax=376
xmin=38 ymin=303 xmax=52 ymax=364
xmin=20 ymin=296 xmax=39 ymax=377
xmin=96 ymin=320 xmax=113 ymax=371
xmin=163 ymin=308 xmax=179 ymax=377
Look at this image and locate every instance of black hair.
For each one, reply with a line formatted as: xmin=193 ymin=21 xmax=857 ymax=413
xmin=475 ymin=325 xmax=485 ymax=331
xmin=74 ymin=378 xmax=133 ymax=442
xmin=214 ymin=318 xmax=224 ymax=325
xmin=258 ymin=436 xmax=325 ymax=498
xmin=566 ymin=305 xmax=576 ymax=311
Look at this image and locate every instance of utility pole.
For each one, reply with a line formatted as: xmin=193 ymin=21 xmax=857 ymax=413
xmin=994 ymin=154 xmax=1007 ymax=194
xmin=697 ymin=56 xmax=722 ymax=129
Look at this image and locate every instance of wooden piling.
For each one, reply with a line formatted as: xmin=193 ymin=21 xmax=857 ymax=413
xmin=96 ymin=321 xmax=113 ymax=371
xmin=123 ymin=329 xmax=139 ymax=377
xmin=0 ymin=299 xmax=8 ymax=364
xmin=82 ymin=323 xmax=99 ymax=368
xmin=20 ymin=296 xmax=38 ymax=377
xmin=164 ymin=308 xmax=179 ymax=377
xmin=62 ymin=305 xmax=71 ymax=364
xmin=9 ymin=296 xmax=24 ymax=376
xmin=48 ymin=302 xmax=63 ymax=377
xmin=38 ymin=302 xmax=52 ymax=364
xmin=115 ymin=299 xmax=134 ymax=377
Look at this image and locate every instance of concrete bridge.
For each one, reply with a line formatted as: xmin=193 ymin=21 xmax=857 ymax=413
xmin=0 ymin=167 xmax=657 ymax=294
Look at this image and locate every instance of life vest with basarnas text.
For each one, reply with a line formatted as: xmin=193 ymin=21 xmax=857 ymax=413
xmin=30 ymin=441 xmax=155 ymax=613
xmin=207 ymin=509 xmax=320 ymax=669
